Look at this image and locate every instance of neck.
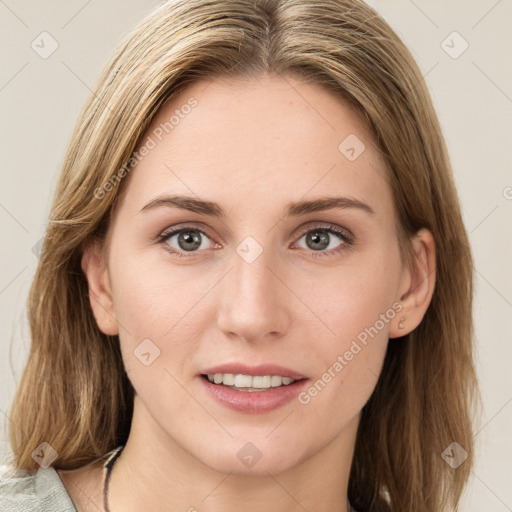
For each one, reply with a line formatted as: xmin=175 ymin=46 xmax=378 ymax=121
xmin=108 ymin=395 xmax=357 ymax=512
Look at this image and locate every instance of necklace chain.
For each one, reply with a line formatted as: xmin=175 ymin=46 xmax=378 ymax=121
xmin=101 ymin=445 xmax=355 ymax=512
xmin=102 ymin=445 xmax=123 ymax=512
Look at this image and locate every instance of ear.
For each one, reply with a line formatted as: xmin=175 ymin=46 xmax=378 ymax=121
xmin=81 ymin=239 xmax=119 ymax=336
xmin=389 ymin=228 xmax=436 ymax=338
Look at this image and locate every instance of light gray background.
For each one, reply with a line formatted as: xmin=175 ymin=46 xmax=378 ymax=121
xmin=1 ymin=1 xmax=511 ymax=510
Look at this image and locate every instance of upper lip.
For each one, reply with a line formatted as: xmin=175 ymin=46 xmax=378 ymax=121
xmin=200 ymin=363 xmax=307 ymax=380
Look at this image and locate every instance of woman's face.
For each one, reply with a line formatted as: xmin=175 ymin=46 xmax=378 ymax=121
xmin=89 ymin=73 xmax=411 ymax=475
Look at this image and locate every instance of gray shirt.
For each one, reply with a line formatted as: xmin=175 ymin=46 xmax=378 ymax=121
xmin=0 ymin=463 xmax=77 ymax=511
xmin=1 ymin=445 xmax=124 ymax=511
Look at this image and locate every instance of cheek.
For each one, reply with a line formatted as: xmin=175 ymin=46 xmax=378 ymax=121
xmin=296 ymin=251 xmax=401 ymax=410
xmin=108 ymin=236 xmax=206 ymax=335
xmin=108 ymin=262 xmax=200 ymax=419
xmin=106 ymin=246 xmax=194 ymax=376
xmin=308 ymin=247 xmax=400 ymax=341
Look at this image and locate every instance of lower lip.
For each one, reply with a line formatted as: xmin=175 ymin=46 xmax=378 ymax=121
xmin=199 ymin=376 xmax=309 ymax=414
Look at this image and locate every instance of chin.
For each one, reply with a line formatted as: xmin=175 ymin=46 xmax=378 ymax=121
xmin=205 ymin=452 xmax=301 ymax=476
xmin=187 ymin=434 xmax=307 ymax=477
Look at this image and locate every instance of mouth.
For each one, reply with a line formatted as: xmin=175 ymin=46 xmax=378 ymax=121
xmin=201 ymin=373 xmax=303 ymax=392
xmin=198 ymin=364 xmax=309 ymax=413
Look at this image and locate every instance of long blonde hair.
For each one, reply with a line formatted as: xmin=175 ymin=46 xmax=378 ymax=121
xmin=6 ymin=1 xmax=478 ymax=510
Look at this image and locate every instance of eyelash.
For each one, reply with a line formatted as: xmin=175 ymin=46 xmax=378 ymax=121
xmin=155 ymin=223 xmax=354 ymax=260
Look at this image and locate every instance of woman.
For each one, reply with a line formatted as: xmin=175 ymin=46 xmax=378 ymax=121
xmin=0 ymin=0 xmax=478 ymax=511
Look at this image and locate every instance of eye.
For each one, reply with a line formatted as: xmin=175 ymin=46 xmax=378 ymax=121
xmin=158 ymin=225 xmax=216 ymax=258
xmin=293 ymin=223 xmax=354 ymax=258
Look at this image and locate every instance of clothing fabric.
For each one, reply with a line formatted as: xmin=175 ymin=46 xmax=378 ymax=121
xmin=0 ymin=445 xmax=124 ymax=512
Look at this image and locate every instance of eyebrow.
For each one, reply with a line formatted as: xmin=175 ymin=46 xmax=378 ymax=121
xmin=140 ymin=195 xmax=375 ymax=217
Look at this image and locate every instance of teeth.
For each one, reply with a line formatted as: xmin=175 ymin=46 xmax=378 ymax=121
xmin=234 ymin=374 xmax=252 ymax=387
xmin=206 ymin=373 xmax=296 ymax=389
xmin=222 ymin=373 xmax=235 ymax=385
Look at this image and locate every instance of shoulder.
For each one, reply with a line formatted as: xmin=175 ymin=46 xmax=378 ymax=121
xmin=0 ymin=463 xmax=77 ymax=512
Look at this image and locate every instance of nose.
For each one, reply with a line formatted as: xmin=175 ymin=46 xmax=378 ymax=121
xmin=216 ymin=241 xmax=291 ymax=344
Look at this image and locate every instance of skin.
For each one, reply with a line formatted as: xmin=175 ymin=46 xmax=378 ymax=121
xmin=59 ymin=72 xmax=435 ymax=512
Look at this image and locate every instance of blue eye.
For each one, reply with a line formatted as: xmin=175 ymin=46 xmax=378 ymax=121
xmin=157 ymin=223 xmax=354 ymax=259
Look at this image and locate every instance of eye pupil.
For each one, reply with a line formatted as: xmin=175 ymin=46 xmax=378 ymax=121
xmin=178 ymin=230 xmax=202 ymax=251
xmin=307 ymin=230 xmax=330 ymax=251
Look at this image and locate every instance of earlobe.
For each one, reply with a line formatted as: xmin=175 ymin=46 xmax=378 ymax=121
xmin=389 ymin=228 xmax=436 ymax=339
xmin=81 ymin=240 xmax=119 ymax=336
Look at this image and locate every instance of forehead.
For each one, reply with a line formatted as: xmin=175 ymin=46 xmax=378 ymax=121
xmin=121 ymin=73 xmax=392 ymax=218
